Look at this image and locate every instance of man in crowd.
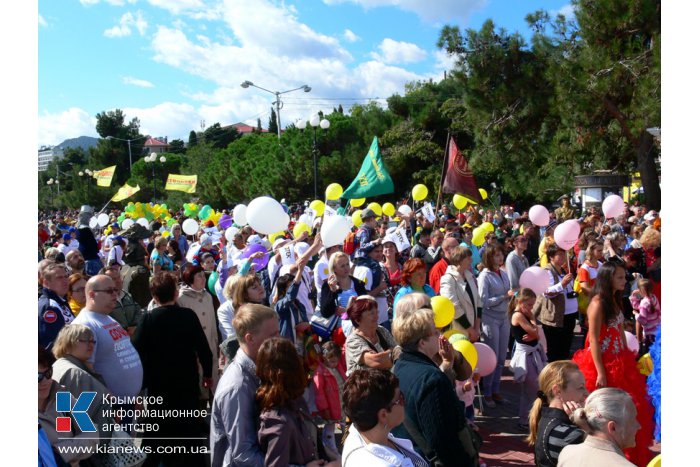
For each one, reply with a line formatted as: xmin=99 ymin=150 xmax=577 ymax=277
xmin=210 ymin=304 xmax=280 ymax=467
xmin=429 ymin=235 xmax=460 ymax=293
xmin=424 ymin=229 xmax=444 ymax=274
xmin=65 ymin=250 xmax=86 ymax=275
xmin=38 ymin=261 xmax=74 ymax=349
xmin=101 ymin=266 xmax=143 ymax=338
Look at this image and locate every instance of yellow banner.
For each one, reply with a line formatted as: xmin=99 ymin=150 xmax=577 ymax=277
xmin=111 ymin=183 xmax=140 ymax=202
xmin=95 ymin=165 xmax=116 ymax=187
xmin=165 ymin=174 xmax=197 ymax=193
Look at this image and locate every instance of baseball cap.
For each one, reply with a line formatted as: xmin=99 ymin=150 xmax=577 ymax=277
xmin=111 ymin=222 xmax=120 ymax=228
xmin=273 ymin=238 xmax=289 ymax=250
xmin=361 ymin=208 xmax=377 ymax=220
xmin=62 ymin=233 xmax=71 ymax=241
xmin=643 ymin=210 xmax=659 ymax=221
xmin=247 ymin=234 xmax=262 ymax=245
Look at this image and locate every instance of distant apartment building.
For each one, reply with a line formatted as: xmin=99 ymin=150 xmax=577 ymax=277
xmin=38 ymin=146 xmax=63 ymax=172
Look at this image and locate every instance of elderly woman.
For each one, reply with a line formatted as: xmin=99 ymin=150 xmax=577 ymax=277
xmin=342 ymin=369 xmax=428 ymax=466
xmin=344 ymin=296 xmax=397 ymax=376
xmin=392 ymin=258 xmax=436 ymax=318
xmin=527 ymin=361 xmax=588 ymax=467
xmin=178 ymin=263 xmax=219 ymax=396
xmin=67 ymin=273 xmax=88 ymax=316
xmin=51 ymin=324 xmax=113 ymax=445
xmin=558 ymin=388 xmax=640 ymax=466
xmin=391 ymin=309 xmax=478 ymax=465
xmin=150 ymin=235 xmax=174 ymax=274
xmin=440 ymin=246 xmax=481 ymax=342
xmin=393 ymin=292 xmax=431 ymax=318
xmin=133 ymin=271 xmax=213 ymax=466
xmin=39 ymin=345 xmax=95 ymax=466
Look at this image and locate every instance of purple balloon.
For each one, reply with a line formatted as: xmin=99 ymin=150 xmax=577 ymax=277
xmin=219 ymin=214 xmax=233 ymax=229
xmin=239 ymin=244 xmax=270 ymax=272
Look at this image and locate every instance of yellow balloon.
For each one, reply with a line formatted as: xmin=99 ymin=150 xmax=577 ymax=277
xmin=637 ymin=353 xmax=653 ymax=376
xmin=368 ymin=202 xmax=382 ymax=217
xmin=482 ymin=222 xmax=494 ymax=233
xmin=350 ymin=198 xmax=365 ymax=207
xmin=431 ymin=296 xmax=455 ymax=328
xmin=453 ymin=194 xmax=468 ymax=210
xmin=442 ymin=329 xmax=462 ymax=340
xmin=472 ymin=225 xmax=487 ymax=247
xmin=412 ymin=184 xmax=428 ymax=201
xmin=293 ymin=222 xmax=312 ymax=239
xmin=309 ymin=200 xmax=325 ymax=217
xmin=647 ymin=454 xmax=661 ymax=467
xmin=452 ymin=340 xmax=479 ymax=369
xmin=382 ymin=203 xmax=395 ymax=217
xmin=325 ymin=183 xmax=344 ymax=201
xmin=352 ymin=210 xmax=363 ymax=227
xmin=479 ymin=188 xmax=488 ymax=200
xmin=161 ymin=230 xmax=171 ymax=238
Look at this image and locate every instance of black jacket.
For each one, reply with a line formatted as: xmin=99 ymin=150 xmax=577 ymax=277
xmin=534 ymin=407 xmax=585 ymax=467
xmin=319 ymin=277 xmax=367 ymax=318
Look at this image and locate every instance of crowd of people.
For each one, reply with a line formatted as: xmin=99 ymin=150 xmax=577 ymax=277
xmin=37 ymin=197 xmax=661 ymax=466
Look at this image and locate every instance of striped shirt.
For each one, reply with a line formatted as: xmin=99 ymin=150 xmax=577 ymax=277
xmin=535 ymin=407 xmax=585 ymax=467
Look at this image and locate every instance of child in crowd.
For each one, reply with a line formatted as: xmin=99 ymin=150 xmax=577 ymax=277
xmin=508 ymin=288 xmax=548 ymax=430
xmin=456 ymin=371 xmax=479 ymax=429
xmin=312 ymin=341 xmax=346 ymax=461
xmin=630 ymin=278 xmax=661 ymax=356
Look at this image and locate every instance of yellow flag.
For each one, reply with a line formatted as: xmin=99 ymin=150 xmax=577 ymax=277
xmin=95 ymin=165 xmax=116 ymax=187
xmin=111 ymin=183 xmax=140 ymax=202
xmin=165 ymin=174 xmax=197 ymax=193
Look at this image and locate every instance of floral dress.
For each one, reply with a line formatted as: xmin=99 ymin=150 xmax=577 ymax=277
xmin=572 ymin=312 xmax=655 ymax=466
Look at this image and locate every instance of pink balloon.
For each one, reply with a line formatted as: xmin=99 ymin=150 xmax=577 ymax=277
xmin=519 ymin=266 xmax=550 ymax=295
xmin=554 ymin=219 xmax=580 ymax=250
xmin=528 ymin=204 xmax=550 ymax=227
xmin=473 ymin=342 xmax=497 ymax=377
xmin=602 ymin=194 xmax=625 ymax=219
xmin=625 ymin=331 xmax=639 ymax=353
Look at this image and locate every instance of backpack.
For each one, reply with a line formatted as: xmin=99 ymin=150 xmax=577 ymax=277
xmin=343 ymin=230 xmax=358 ymax=256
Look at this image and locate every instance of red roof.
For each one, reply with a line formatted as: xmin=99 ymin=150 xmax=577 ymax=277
xmin=231 ymin=123 xmax=268 ymax=134
xmin=144 ymin=137 xmax=168 ymax=147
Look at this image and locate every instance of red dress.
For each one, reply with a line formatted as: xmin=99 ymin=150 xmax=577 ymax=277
xmin=572 ymin=312 xmax=654 ymax=466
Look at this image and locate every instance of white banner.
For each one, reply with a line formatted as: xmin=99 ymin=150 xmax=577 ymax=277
xmin=202 ymin=227 xmax=222 ymax=243
xmin=389 ymin=228 xmax=411 ymax=253
xmin=421 ymin=203 xmax=436 ymax=223
xmin=280 ymin=244 xmax=296 ymax=266
xmin=324 ymin=204 xmax=337 ymax=218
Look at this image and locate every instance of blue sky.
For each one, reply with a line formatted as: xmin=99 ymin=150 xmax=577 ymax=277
xmin=38 ymin=0 xmax=574 ymax=146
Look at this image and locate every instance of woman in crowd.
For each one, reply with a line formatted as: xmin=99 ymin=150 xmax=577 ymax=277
xmin=558 ymin=388 xmax=641 ymax=467
xmin=506 ymin=235 xmax=530 ymax=293
xmin=52 ymin=324 xmax=114 ymax=446
xmin=134 ymin=271 xmax=213 ymax=466
xmin=150 ymin=235 xmax=174 ymax=274
xmin=537 ymin=245 xmax=579 ymax=363
xmin=440 ymin=246 xmax=481 ymax=342
xmin=381 ymin=238 xmax=403 ymax=316
xmin=38 ymin=345 xmax=95 ymax=466
xmin=477 ymin=244 xmax=513 ymax=408
xmin=67 ymin=273 xmax=88 ymax=316
xmin=391 ymin=309 xmax=478 ymax=466
xmin=392 ymin=258 xmax=436 ymax=316
xmin=256 ymin=337 xmax=336 ymax=467
xmin=319 ymin=251 xmax=367 ymax=336
xmin=178 ymin=263 xmax=219 ymax=397
xmin=344 ymin=296 xmax=397 ymax=376
xmin=571 ymin=262 xmax=654 ymax=466
xmin=393 ymin=292 xmax=431 ymax=319
xmin=167 ymin=238 xmax=184 ymax=269
xmin=527 ymin=360 xmax=588 ymax=467
xmin=342 ymin=368 xmax=428 ymax=466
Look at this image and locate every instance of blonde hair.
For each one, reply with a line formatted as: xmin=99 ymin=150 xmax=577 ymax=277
xmin=231 ymin=274 xmax=263 ymax=308
xmin=447 ymin=245 xmax=472 ymax=266
xmin=526 ymin=361 xmax=581 ymax=445
xmin=571 ymin=388 xmax=633 ymax=435
xmin=392 ymin=308 xmax=435 ymax=351
xmin=52 ymin=324 xmax=94 ymax=359
xmin=328 ymin=251 xmax=350 ymax=275
xmin=637 ymin=278 xmax=653 ymax=296
xmin=639 ymin=227 xmax=660 ymax=249
xmin=585 ymin=241 xmax=603 ymax=262
xmin=393 ymin=293 xmax=431 ymax=318
xmin=223 ymin=274 xmax=238 ymax=301
xmin=154 ymin=236 xmax=168 ymax=249
xmin=44 ymin=248 xmax=61 ymax=261
xmin=232 ymin=303 xmax=278 ymax=338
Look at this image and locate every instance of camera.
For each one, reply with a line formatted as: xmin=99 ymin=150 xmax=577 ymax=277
xmin=566 ymin=291 xmax=579 ymax=299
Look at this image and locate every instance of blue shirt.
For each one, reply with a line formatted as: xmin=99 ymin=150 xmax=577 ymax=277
xmin=392 ymin=284 xmax=436 ymax=319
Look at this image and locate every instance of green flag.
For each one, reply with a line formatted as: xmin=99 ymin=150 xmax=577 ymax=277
xmin=341 ymin=136 xmax=394 ymax=199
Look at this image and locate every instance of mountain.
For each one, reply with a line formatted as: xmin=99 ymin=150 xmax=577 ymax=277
xmin=56 ymin=136 xmax=100 ymax=152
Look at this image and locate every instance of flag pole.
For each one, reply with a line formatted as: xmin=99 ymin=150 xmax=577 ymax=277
xmin=98 ymin=199 xmax=112 ymax=214
xmin=433 ymin=130 xmax=451 ymax=229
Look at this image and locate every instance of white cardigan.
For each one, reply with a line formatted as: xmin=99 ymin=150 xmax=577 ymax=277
xmin=342 ymin=424 xmax=423 ymax=467
xmin=440 ymin=265 xmax=481 ymax=333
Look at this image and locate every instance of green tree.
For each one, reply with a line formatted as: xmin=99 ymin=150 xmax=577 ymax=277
xmin=256 ymin=118 xmax=262 ymax=132
xmin=169 ymin=139 xmax=186 ymax=154
xmin=203 ymin=123 xmax=240 ymax=149
xmin=188 ymin=130 xmax=198 ymax=147
xmin=93 ymin=109 xmax=145 ymax=186
xmin=268 ymin=108 xmax=279 ymax=135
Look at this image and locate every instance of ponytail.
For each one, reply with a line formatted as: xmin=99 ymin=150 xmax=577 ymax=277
xmin=526 ymin=391 xmax=548 ymax=445
xmin=508 ymin=287 xmax=537 ymax=319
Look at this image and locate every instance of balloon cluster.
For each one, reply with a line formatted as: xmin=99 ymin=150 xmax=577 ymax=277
xmin=122 ymin=202 xmax=172 ymax=225
xmin=472 ymin=221 xmax=495 ymax=247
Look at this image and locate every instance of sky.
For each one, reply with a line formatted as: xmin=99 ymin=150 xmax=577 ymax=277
xmin=38 ymin=0 xmax=575 ymax=147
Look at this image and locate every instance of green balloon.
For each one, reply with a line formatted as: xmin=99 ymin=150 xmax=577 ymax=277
xmin=336 ymin=207 xmax=346 ymax=216
xmin=207 ymin=272 xmax=219 ymax=295
xmin=167 ymin=218 xmax=176 ymax=226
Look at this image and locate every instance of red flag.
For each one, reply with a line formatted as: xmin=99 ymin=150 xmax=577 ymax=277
xmin=442 ymin=137 xmax=481 ymax=202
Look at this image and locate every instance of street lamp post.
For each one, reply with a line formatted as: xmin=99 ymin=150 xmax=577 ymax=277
xmin=78 ymin=169 xmax=94 ymax=201
xmin=240 ymin=81 xmax=312 ymax=139
xmin=296 ymin=114 xmax=330 ymax=199
xmin=145 ymin=152 xmax=167 ymax=202
xmin=106 ymin=135 xmax=147 ymax=173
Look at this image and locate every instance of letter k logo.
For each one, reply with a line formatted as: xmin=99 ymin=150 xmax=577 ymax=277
xmin=55 ymin=391 xmax=97 ymax=432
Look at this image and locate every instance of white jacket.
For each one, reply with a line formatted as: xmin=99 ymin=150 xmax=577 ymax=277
xmin=342 ymin=424 xmax=423 ymax=467
xmin=440 ymin=266 xmax=481 ymax=333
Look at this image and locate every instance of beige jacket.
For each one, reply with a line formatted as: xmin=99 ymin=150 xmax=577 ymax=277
xmin=178 ymin=285 xmax=220 ymax=392
xmin=558 ymin=436 xmax=635 ymax=467
xmin=440 ymin=265 xmax=481 ymax=333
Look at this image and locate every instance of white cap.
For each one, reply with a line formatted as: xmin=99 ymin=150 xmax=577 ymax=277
xmin=247 ymin=234 xmax=262 ymax=245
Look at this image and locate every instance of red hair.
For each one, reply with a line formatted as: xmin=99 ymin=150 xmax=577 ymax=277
xmin=347 ymin=296 xmax=378 ymax=327
xmin=401 ymin=258 xmax=426 ymax=286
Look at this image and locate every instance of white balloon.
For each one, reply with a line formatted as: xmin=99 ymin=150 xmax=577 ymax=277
xmin=233 ymin=204 xmax=248 ymax=226
xmin=136 ymin=218 xmax=149 ymax=228
xmin=97 ymin=213 xmax=110 ymax=227
xmin=121 ymin=219 xmax=134 ymax=230
xmin=602 ymin=194 xmax=625 ymax=219
xmin=182 ymin=218 xmax=199 ymax=236
xmin=398 ymin=205 xmax=413 ymax=216
xmin=528 ymin=205 xmax=550 ymax=227
xmin=246 ymin=197 xmax=289 ymax=235
xmin=89 ymin=217 xmax=98 ymax=229
xmin=321 ymin=215 xmax=351 ymax=247
xmin=225 ymin=226 xmax=239 ymax=242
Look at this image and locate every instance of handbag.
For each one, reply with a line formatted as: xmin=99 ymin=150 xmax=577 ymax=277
xmin=572 ymin=276 xmax=589 ymax=315
xmin=310 ymin=311 xmax=340 ymax=340
xmin=94 ymin=429 xmax=147 ymax=467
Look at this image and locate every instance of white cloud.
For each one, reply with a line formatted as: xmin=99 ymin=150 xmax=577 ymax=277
xmin=344 ymin=29 xmax=359 ymax=42
xmin=122 ymin=102 xmax=201 ymax=139
xmin=557 ymin=4 xmax=576 ymax=20
xmin=104 ymin=11 xmax=148 ymax=38
xmin=147 ymin=0 xmax=222 ymax=20
xmin=370 ymin=38 xmax=427 ymax=64
xmin=39 ymin=14 xmax=47 ymax=27
xmin=38 ymin=108 xmax=98 ymax=147
xmin=122 ymin=76 xmax=155 ymax=88
xmin=79 ymin=0 xmax=137 ymax=5
xmin=322 ymin=0 xmax=487 ymax=25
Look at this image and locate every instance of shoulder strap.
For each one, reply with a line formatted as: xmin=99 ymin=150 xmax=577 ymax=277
xmin=401 ymin=414 xmax=440 ymax=464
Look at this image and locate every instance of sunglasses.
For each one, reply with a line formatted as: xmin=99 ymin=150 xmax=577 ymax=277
xmin=38 ymin=368 xmax=53 ymax=383
xmin=387 ymin=391 xmax=405 ymax=410
xmin=93 ymin=288 xmax=120 ymax=295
